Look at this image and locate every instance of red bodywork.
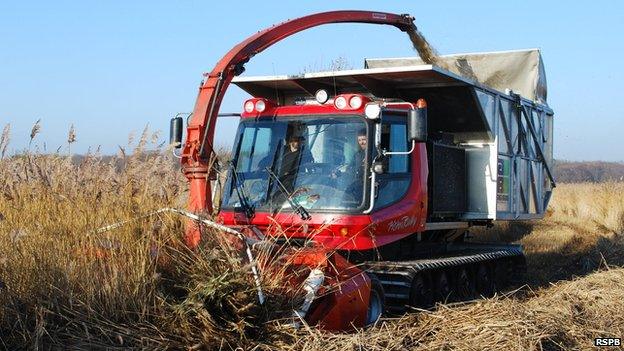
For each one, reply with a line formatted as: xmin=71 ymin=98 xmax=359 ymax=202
xmin=180 ymin=11 xmax=421 ymax=330
xmin=218 ymin=100 xmax=428 ymax=251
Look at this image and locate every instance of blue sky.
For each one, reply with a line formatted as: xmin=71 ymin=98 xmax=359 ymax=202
xmin=1 ymin=1 xmax=623 ymax=161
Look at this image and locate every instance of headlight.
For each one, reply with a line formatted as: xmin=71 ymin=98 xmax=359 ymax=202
xmin=364 ymin=103 xmax=381 ymax=119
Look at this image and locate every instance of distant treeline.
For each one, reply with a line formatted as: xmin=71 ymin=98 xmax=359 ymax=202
xmin=554 ymin=160 xmax=624 ymax=183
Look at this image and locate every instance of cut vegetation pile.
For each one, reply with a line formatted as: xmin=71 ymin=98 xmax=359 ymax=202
xmin=286 ymin=268 xmax=624 ymax=351
xmin=0 ymin=125 xmax=623 ymax=350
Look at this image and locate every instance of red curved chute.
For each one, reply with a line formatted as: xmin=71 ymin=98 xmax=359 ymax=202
xmin=181 ymin=11 xmax=415 ymax=247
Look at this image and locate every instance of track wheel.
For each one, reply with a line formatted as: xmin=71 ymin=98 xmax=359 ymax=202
xmin=476 ymin=263 xmax=495 ymax=297
xmin=433 ymin=270 xmax=452 ymax=303
xmin=493 ymin=259 xmax=511 ymax=290
xmin=409 ymin=273 xmax=433 ymax=308
xmin=365 ymin=273 xmax=385 ymax=326
xmin=455 ymin=266 xmax=476 ymax=301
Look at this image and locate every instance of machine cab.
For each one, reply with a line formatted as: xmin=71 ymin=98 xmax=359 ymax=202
xmin=221 ymin=110 xmax=369 ymax=213
xmin=217 ymin=92 xmax=429 ymax=250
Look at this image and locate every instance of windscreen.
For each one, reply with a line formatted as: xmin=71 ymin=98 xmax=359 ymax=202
xmin=222 ymin=116 xmax=369 ymax=212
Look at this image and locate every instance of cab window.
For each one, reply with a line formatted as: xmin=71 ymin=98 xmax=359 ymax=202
xmin=374 ymin=116 xmax=411 ymax=209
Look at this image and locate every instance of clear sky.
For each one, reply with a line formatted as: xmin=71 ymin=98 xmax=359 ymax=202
xmin=1 ymin=1 xmax=623 ymax=161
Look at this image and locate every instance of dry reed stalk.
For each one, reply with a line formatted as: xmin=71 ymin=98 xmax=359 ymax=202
xmin=67 ymin=124 xmax=76 ymax=144
xmin=549 ymin=182 xmax=624 ymax=234
xmin=0 ymin=124 xmax=9 ymax=159
xmin=28 ymin=119 xmax=41 ymax=147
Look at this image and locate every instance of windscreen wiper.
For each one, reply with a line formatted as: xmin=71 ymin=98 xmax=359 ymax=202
xmin=265 ymin=167 xmax=311 ymax=220
xmin=228 ymin=161 xmax=254 ymax=218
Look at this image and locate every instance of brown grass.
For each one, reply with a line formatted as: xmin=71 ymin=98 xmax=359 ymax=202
xmin=1 ymin=124 xmax=623 ymax=349
xmin=473 ymin=183 xmax=624 ymax=287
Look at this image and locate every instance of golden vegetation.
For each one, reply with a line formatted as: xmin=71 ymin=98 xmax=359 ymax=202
xmin=473 ymin=183 xmax=624 ymax=287
xmin=0 ymin=128 xmax=293 ymax=349
xmin=1 ymin=124 xmax=623 ymax=349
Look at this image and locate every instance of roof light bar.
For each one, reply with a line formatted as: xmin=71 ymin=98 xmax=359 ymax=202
xmin=244 ymin=100 xmax=255 ymax=113
xmin=334 ymin=96 xmax=348 ymax=109
xmin=242 ymin=98 xmax=273 ymax=114
xmin=349 ymin=96 xmax=363 ymax=109
xmin=255 ymin=100 xmax=266 ymax=112
xmin=333 ymin=94 xmax=369 ymax=110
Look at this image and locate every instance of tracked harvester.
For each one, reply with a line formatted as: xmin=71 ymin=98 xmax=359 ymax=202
xmin=170 ymin=11 xmax=555 ymax=330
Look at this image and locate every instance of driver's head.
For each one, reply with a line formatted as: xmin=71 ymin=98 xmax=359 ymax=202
xmin=357 ymin=129 xmax=367 ymax=150
xmin=288 ymin=135 xmax=303 ymax=151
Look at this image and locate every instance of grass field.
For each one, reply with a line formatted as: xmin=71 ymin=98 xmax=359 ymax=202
xmin=0 ymin=135 xmax=623 ymax=350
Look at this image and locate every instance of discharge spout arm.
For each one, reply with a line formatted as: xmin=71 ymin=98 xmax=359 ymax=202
xmin=181 ymin=10 xmax=415 ymax=247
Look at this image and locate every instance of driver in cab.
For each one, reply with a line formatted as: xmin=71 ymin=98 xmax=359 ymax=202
xmin=331 ymin=128 xmax=367 ymax=179
xmin=278 ymin=133 xmax=313 ymax=193
xmin=349 ymin=128 xmax=368 ymax=178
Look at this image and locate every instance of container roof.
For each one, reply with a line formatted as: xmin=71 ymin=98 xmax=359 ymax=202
xmin=233 ymin=66 xmax=493 ymax=142
xmin=232 ymin=49 xmax=547 ymax=105
xmin=232 ymin=64 xmax=474 ymax=102
xmin=365 ymin=49 xmax=547 ymax=104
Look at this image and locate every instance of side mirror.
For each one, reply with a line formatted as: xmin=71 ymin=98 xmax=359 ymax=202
xmin=169 ymin=116 xmax=183 ymax=148
xmin=408 ymin=99 xmax=428 ymax=142
xmin=374 ymin=121 xmax=382 ymax=150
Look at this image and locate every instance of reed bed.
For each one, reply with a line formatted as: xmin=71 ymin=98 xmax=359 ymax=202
xmin=1 ymin=123 xmax=623 ymax=350
xmin=0 ymin=127 xmax=296 ymax=349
